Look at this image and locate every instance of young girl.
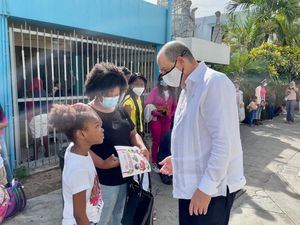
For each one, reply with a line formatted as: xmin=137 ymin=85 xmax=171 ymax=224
xmin=247 ymin=96 xmax=258 ymax=127
xmin=49 ymin=103 xmax=104 ymax=225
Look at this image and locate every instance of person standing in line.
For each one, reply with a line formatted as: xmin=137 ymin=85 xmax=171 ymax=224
xmin=122 ymin=73 xmax=147 ymax=137
xmin=144 ymin=77 xmax=177 ymax=173
xmin=158 ymin=41 xmax=246 ymax=225
xmin=84 ymin=63 xmax=149 ymax=225
xmin=247 ymin=96 xmax=258 ymax=127
xmin=255 ymin=79 xmax=268 ymax=125
xmin=285 ymin=80 xmax=298 ymax=124
xmin=234 ymin=80 xmax=245 ymax=122
xmin=267 ymin=90 xmax=276 ymax=120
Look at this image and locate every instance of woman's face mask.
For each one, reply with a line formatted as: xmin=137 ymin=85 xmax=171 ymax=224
xmin=99 ymin=95 xmax=120 ymax=109
xmin=163 ymin=90 xmax=170 ymax=99
xmin=132 ymin=87 xmax=145 ymax=97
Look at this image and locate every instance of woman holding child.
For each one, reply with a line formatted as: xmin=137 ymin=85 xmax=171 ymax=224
xmin=85 ymin=63 xmax=149 ymax=225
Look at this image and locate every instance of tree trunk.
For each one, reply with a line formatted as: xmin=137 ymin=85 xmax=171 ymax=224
xmin=264 ymin=33 xmax=270 ymax=42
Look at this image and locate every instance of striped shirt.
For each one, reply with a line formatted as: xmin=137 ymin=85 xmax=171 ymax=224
xmin=171 ymin=62 xmax=246 ymax=199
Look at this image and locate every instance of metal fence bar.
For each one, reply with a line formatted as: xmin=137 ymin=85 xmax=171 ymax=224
xmin=106 ymin=40 xmax=108 ymax=63
xmin=92 ymin=37 xmax=94 ymax=67
xmin=64 ymin=34 xmax=68 ymax=104
xmin=57 ymin=31 xmax=62 ymax=104
xmin=75 ymin=34 xmax=79 ymax=102
xmin=110 ymin=41 xmax=114 ymax=63
xmin=97 ymin=38 xmax=99 ymax=64
xmin=20 ymin=25 xmax=30 ymax=167
xmin=130 ymin=45 xmax=133 ymax=72
xmin=43 ymin=29 xmax=50 ymax=165
xmin=101 ymin=39 xmax=104 ymax=63
xmin=115 ymin=41 xmax=118 ymax=65
xmin=28 ymin=26 xmax=37 ymax=167
xmin=10 ymin=25 xmax=156 ymax=170
xmin=123 ymin=42 xmax=126 ymax=67
xmin=120 ymin=41 xmax=122 ymax=66
xmin=81 ymin=35 xmax=84 ymax=101
xmin=70 ymin=33 xmax=74 ymax=104
xmin=8 ymin=26 xmax=20 ymax=167
xmin=86 ymin=36 xmax=90 ymax=78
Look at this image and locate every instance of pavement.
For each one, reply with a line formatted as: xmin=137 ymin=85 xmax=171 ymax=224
xmin=4 ymin=115 xmax=300 ymax=225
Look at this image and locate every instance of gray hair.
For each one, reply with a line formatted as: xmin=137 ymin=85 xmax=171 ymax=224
xmin=159 ymin=40 xmax=194 ymax=63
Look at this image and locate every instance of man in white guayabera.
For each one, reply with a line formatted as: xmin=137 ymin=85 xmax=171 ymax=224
xmin=158 ymin=40 xmax=246 ymax=225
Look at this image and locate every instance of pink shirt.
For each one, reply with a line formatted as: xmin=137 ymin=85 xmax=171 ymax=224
xmin=260 ymin=87 xmax=267 ymax=101
xmin=144 ymin=86 xmax=177 ymax=120
xmin=0 ymin=113 xmax=6 ymax=136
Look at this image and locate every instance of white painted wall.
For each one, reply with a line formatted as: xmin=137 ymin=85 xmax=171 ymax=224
xmin=177 ymin=37 xmax=230 ymax=65
xmin=195 ymin=14 xmax=228 ymax=41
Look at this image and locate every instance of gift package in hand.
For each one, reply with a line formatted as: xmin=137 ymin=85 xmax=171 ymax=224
xmin=156 ymin=105 xmax=169 ymax=116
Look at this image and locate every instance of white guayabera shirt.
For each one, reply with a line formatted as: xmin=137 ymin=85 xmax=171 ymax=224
xmin=171 ymin=62 xmax=246 ymax=199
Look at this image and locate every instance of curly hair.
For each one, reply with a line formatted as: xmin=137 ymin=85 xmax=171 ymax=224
xmin=48 ymin=103 xmax=97 ymax=141
xmin=85 ymin=63 xmax=128 ymax=98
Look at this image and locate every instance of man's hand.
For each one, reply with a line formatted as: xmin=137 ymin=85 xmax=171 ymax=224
xmin=159 ymin=156 xmax=173 ymax=176
xmin=189 ymin=188 xmax=212 ymax=216
xmin=103 ymin=154 xmax=120 ymax=169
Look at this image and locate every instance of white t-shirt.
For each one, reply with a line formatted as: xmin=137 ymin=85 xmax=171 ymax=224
xmin=0 ymin=156 xmax=3 ymax=168
xmin=62 ymin=143 xmax=103 ymax=225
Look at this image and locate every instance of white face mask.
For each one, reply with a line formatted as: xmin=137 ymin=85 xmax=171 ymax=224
xmin=132 ymin=87 xmax=144 ymax=97
xmin=163 ymin=90 xmax=170 ymax=99
xmin=162 ymin=67 xmax=183 ymax=87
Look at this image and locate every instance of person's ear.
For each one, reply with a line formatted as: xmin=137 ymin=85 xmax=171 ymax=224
xmin=96 ymin=93 xmax=103 ymax=101
xmin=74 ymin=129 xmax=85 ymax=141
xmin=176 ymin=56 xmax=185 ymax=70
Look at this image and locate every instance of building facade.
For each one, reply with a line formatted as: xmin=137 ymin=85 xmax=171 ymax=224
xmin=195 ymin=14 xmax=228 ymax=42
xmin=0 ymin=0 xmax=171 ymax=171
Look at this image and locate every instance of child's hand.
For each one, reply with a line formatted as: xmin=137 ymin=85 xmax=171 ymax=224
xmin=104 ymin=154 xmax=120 ymax=169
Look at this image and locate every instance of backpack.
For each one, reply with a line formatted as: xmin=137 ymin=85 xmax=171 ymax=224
xmin=4 ymin=179 xmax=27 ymax=219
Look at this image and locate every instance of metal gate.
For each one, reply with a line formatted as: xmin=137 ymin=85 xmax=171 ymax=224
xmin=8 ymin=23 xmax=156 ymax=170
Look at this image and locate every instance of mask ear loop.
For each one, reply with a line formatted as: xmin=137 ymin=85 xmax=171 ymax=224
xmin=177 ymin=50 xmax=188 ymax=88
xmin=159 ymin=49 xmax=188 ymax=86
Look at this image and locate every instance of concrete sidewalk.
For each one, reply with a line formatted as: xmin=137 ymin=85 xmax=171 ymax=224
xmin=4 ymin=115 xmax=300 ymax=225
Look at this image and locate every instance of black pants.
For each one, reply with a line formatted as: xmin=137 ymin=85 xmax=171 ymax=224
xmin=179 ymin=189 xmax=237 ymax=225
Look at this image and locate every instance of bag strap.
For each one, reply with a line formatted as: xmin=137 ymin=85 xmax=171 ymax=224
xmin=129 ymin=90 xmax=143 ymax=134
xmin=137 ymin=172 xmax=152 ymax=193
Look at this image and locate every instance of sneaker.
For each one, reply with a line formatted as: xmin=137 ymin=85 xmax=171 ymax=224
xmin=151 ymin=164 xmax=160 ymax=173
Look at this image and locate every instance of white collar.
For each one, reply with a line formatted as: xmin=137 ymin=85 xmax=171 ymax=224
xmin=185 ymin=61 xmax=207 ymax=85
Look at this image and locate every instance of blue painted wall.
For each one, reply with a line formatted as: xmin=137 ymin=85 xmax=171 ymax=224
xmin=0 ymin=1 xmax=16 ymax=171
xmin=1 ymin=0 xmax=171 ymax=170
xmin=6 ymin=0 xmax=168 ymax=44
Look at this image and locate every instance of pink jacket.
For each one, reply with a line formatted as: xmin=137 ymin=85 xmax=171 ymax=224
xmin=144 ymin=86 xmax=177 ymax=121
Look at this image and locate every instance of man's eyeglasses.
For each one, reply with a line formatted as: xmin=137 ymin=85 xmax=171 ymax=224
xmin=159 ymin=50 xmax=188 ymax=79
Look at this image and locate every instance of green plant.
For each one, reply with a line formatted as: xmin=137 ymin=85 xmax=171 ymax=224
xmin=249 ymin=43 xmax=300 ymax=80
xmin=14 ymin=166 xmax=29 ymax=181
xmin=227 ymin=0 xmax=300 ymax=45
